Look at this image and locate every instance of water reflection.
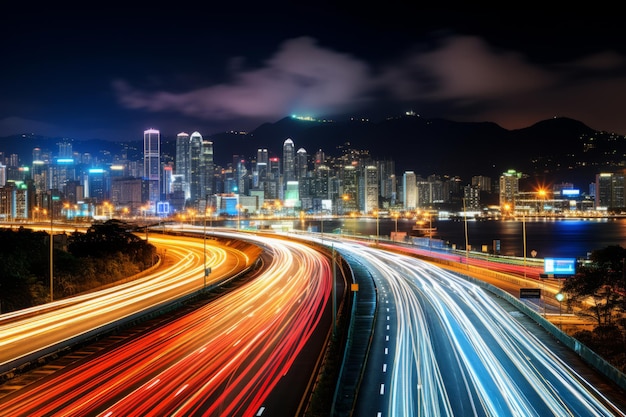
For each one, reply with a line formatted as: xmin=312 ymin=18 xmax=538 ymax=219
xmin=291 ymin=217 xmax=626 ymax=259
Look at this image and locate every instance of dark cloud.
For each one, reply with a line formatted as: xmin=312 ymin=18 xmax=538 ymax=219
xmin=3 ymin=9 xmax=626 ymax=139
xmin=113 ymin=37 xmax=373 ymax=124
xmin=107 ymin=33 xmax=626 ymax=136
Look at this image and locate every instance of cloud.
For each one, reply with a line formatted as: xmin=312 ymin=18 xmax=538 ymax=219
xmin=112 ymin=34 xmax=626 ymax=135
xmin=113 ymin=37 xmax=373 ymax=123
xmin=379 ymin=35 xmax=626 ymax=133
xmin=387 ymin=36 xmax=555 ymax=101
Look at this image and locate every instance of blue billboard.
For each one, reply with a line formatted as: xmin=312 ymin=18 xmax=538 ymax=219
xmin=544 ymin=258 xmax=576 ymax=276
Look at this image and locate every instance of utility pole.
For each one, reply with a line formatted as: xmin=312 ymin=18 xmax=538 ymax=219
xmin=49 ymin=194 xmax=54 ymax=302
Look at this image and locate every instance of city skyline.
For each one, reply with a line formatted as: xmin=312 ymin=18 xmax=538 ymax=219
xmin=3 ymin=8 xmax=626 ymax=142
xmin=1 ymin=118 xmax=623 ymax=223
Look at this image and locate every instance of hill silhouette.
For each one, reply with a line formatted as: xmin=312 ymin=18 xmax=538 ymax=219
xmin=0 ymin=115 xmax=619 ymax=188
xmin=207 ymin=115 xmax=603 ymax=186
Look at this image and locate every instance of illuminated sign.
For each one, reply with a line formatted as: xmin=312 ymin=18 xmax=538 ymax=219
xmin=562 ymin=189 xmax=580 ymax=197
xmin=544 ymin=258 xmax=576 ymax=276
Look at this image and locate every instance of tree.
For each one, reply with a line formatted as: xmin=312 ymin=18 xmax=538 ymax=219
xmin=68 ymin=219 xmax=155 ymax=267
xmin=562 ymin=245 xmax=626 ymax=326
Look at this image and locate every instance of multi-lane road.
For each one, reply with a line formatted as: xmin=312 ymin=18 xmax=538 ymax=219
xmin=0 ymin=234 xmax=257 ymax=375
xmin=328 ymin=238 xmax=626 ymax=416
xmin=0 ymin=231 xmax=333 ymax=416
xmin=1 ymin=228 xmax=625 ymax=416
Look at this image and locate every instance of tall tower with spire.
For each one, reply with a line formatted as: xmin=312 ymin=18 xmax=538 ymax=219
xmin=282 ymin=138 xmax=295 ymax=184
xmin=143 ymin=128 xmax=160 ymax=208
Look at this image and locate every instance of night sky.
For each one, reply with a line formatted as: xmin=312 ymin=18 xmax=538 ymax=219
xmin=2 ymin=6 xmax=626 ymax=141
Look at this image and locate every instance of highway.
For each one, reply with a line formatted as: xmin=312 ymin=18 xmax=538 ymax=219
xmin=0 ymin=232 xmax=332 ymax=416
xmin=329 ymin=239 xmax=626 ymax=417
xmin=0 ymin=233 xmax=257 ymax=375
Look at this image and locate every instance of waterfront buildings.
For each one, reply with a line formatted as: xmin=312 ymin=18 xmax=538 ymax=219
xmin=0 ymin=125 xmax=615 ymax=222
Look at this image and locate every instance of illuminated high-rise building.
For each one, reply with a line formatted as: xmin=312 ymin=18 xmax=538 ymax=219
xmin=341 ymin=165 xmax=358 ymax=214
xmin=361 ymin=165 xmax=378 ymax=213
xmin=256 ymin=148 xmax=268 ymax=184
xmin=403 ymin=171 xmax=417 ymax=210
xmin=296 ymin=148 xmax=308 ymax=180
xmin=185 ymin=132 xmax=214 ymax=207
xmin=314 ymin=149 xmax=325 ymax=171
xmin=499 ymin=169 xmax=521 ymax=210
xmin=143 ymin=128 xmax=161 ymax=207
xmin=200 ymin=137 xmax=214 ymax=200
xmin=282 ymin=138 xmax=295 ymax=184
xmin=595 ymin=171 xmax=626 ymax=209
xmin=175 ymin=132 xmax=191 ymax=200
xmin=189 ymin=131 xmax=202 ymax=204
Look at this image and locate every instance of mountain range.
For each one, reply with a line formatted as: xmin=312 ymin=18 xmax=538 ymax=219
xmin=201 ymin=114 xmax=620 ymax=189
xmin=1 ymin=114 xmax=623 ymax=189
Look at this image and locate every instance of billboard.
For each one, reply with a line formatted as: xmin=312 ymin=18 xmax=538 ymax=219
xmin=544 ymin=258 xmax=576 ymax=276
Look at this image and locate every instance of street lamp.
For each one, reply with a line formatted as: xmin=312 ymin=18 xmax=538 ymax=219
xmin=555 ymin=291 xmax=565 ymax=315
xmin=393 ymin=211 xmax=399 ymax=233
xmin=463 ymin=198 xmax=469 ymax=267
xmin=374 ymin=210 xmax=380 ymax=243
xmin=49 ymin=195 xmax=55 ymax=302
xmin=522 ymin=209 xmax=527 ymax=278
xmin=237 ymin=203 xmax=242 ymax=230
xmin=203 ymin=195 xmax=208 ymax=290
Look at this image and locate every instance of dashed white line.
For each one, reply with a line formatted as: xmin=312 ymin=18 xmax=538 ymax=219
xmin=380 ymin=384 xmax=385 ymax=395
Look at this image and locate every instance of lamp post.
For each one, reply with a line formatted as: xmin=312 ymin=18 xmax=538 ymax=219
xmin=374 ymin=210 xmax=379 ymax=243
xmin=522 ymin=209 xmax=527 ymax=278
xmin=49 ymin=196 xmax=54 ymax=302
xmin=393 ymin=212 xmax=398 ymax=233
xmin=237 ymin=203 xmax=242 ymax=230
xmin=463 ymin=198 xmax=469 ymax=267
xmin=204 ymin=195 xmax=209 ymax=290
xmin=332 ymin=243 xmax=336 ymax=337
xmin=555 ymin=290 xmax=564 ymax=315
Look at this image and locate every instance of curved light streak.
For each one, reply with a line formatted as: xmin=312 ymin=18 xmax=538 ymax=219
xmin=0 ymin=234 xmax=253 ymax=373
xmin=0 ymin=233 xmax=332 ymax=417
xmin=330 ymin=239 xmax=624 ymax=417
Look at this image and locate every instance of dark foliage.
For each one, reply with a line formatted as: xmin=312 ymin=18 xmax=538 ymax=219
xmin=0 ymin=227 xmax=49 ymax=311
xmin=563 ymin=245 xmax=626 ymax=372
xmin=0 ymin=223 xmax=156 ymax=313
xmin=68 ymin=219 xmax=155 ymax=269
xmin=562 ymin=245 xmax=626 ymax=326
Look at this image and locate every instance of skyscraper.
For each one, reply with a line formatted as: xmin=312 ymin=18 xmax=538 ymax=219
xmin=296 ymin=147 xmax=308 ymax=180
xmin=403 ymin=171 xmax=417 ymax=210
xmin=188 ymin=131 xmax=203 ymax=204
xmin=200 ymin=137 xmax=214 ymax=201
xmin=282 ymin=138 xmax=295 ymax=184
xmin=499 ymin=169 xmax=521 ymax=210
xmin=175 ymin=132 xmax=191 ymax=200
xmin=361 ymin=165 xmax=379 ymax=213
xmin=143 ymin=128 xmax=161 ymax=208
